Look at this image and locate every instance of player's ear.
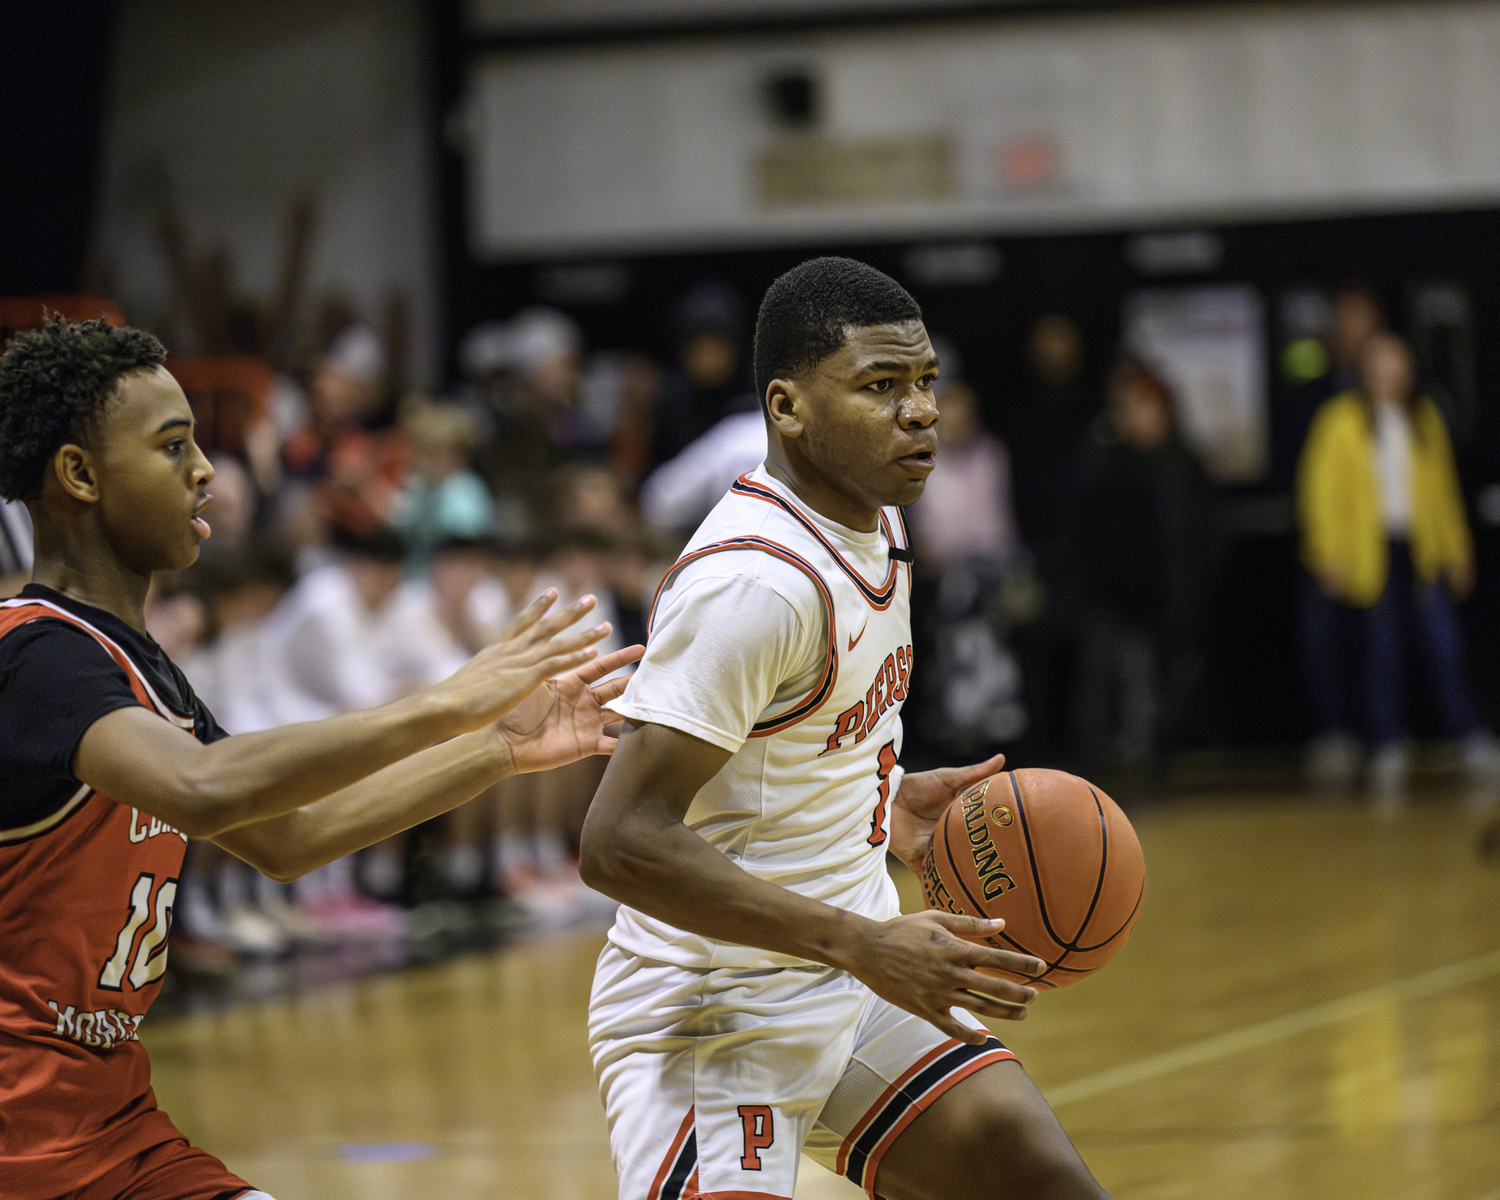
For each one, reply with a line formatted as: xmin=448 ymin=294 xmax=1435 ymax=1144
xmin=53 ymin=443 xmax=101 ymax=504
xmin=765 ymin=379 xmax=805 ymax=439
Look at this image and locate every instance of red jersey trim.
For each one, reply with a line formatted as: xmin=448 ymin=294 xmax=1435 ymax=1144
xmin=728 ymin=475 xmax=905 ymax=611
xmin=0 ymin=599 xmax=190 ymax=843
xmin=647 ymin=535 xmax=839 ymax=738
xmin=0 ymin=599 xmax=194 ymax=729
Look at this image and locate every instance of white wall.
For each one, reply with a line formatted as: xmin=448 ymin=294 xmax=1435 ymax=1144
xmin=466 ymin=0 xmax=1500 ymax=257
xmin=94 ymin=0 xmax=438 ymax=382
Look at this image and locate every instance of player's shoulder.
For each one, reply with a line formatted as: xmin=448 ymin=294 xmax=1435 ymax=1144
xmin=659 ymin=539 xmax=825 ymax=620
xmin=0 ymin=601 xmax=119 ymax=666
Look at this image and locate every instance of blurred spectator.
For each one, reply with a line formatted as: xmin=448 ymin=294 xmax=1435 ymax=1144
xmin=1289 ymin=286 xmax=1387 ymax=783
xmin=257 ymin=525 xmax=449 ymax=931
xmin=460 ymin=308 xmax=588 ymax=524
xmin=280 ymin=324 xmax=407 ymax=538
xmin=1006 ymin=314 xmax=1094 ymax=757
xmin=578 ymin=351 xmax=662 ymax=488
xmin=1296 ymin=331 xmax=1498 ymax=795
xmin=910 ymin=381 xmax=1019 ymax=568
xmin=651 ymin=282 xmax=752 ymax=469
xmin=1067 ymin=358 xmax=1216 ymax=776
xmin=392 ymin=397 xmax=495 ymax=576
xmin=1 ymin=498 xmax=34 ymax=596
xmin=551 ymin=462 xmax=654 ymax=648
xmin=425 ymin=535 xmax=518 ymax=654
xmin=181 ymin=547 xmax=320 ymax=733
xmin=908 ymin=377 xmax=1034 ymax=748
xmin=175 ymin=550 xmax=310 ymax=957
xmin=1009 ymin=313 xmax=1091 ymax=548
xmin=167 ymin=354 xmax=280 ymax=495
xmin=198 ymin=453 xmax=260 ymax=557
xmin=639 ymin=399 xmax=765 ymax=536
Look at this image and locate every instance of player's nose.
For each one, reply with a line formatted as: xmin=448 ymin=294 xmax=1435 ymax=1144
xmin=899 ymin=387 xmax=938 ymax=428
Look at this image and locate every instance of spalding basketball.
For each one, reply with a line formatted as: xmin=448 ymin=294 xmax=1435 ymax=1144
xmin=920 ymin=768 xmax=1144 ymax=990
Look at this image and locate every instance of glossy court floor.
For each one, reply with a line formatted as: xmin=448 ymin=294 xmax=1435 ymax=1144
xmin=143 ymin=788 xmax=1500 ymax=1200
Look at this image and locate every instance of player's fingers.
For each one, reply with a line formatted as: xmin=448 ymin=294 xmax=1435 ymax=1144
xmin=972 ymin=947 xmax=1049 ymax=979
xmin=590 ymin=676 xmax=631 ymax=705
xmin=519 ymin=597 xmax=600 ymax=651
xmin=963 ymin=943 xmax=1047 ymax=979
xmin=594 ymin=734 xmax=619 ymax=755
xmin=955 ymin=967 xmax=1038 ymax=1007
xmin=956 ymin=989 xmax=1031 ymax=1023
xmin=525 ymin=595 xmax=600 ymax=645
xmin=950 ymin=752 xmax=1006 ymax=785
xmin=532 ymin=622 xmax=613 ymax=664
xmin=923 ymin=1007 xmax=991 ymax=1045
xmin=500 ymin=589 xmax=559 ymax=638
xmin=573 ymin=644 xmax=644 ymax=685
xmin=928 ymin=912 xmax=1008 ymax=943
xmin=536 ymin=645 xmax=602 ymax=677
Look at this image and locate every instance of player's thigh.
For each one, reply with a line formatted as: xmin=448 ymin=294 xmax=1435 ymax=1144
xmin=590 ymin=945 xmax=862 ymax=1200
xmin=874 ymin=1060 xmax=1108 ymax=1200
xmin=69 ymin=1136 xmax=274 ymax=1200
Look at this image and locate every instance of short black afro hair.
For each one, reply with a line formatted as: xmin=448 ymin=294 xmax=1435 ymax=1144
xmin=0 ymin=318 xmax=167 ymax=501
xmin=753 ymin=257 xmax=922 ymax=400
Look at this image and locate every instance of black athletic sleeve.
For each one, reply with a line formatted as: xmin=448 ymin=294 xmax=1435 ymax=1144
xmin=0 ymin=620 xmax=143 ymax=787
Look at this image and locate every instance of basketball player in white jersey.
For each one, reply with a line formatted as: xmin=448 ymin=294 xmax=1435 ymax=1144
xmin=581 ymin=258 xmax=1108 ymax=1200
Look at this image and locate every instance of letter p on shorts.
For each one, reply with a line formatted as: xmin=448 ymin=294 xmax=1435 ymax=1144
xmin=737 ymin=1105 xmax=775 ymax=1170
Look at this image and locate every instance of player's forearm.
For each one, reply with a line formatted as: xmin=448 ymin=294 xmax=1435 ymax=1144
xmin=79 ymin=688 xmax=469 ymax=838
xmin=213 ymin=729 xmax=513 ymax=880
xmin=581 ymin=813 xmax=879 ymax=970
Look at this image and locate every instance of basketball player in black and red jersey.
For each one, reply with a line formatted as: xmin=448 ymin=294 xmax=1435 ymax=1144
xmin=0 ymin=318 xmax=642 ymax=1200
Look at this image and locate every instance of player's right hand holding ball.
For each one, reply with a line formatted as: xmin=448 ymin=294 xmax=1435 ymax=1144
xmin=838 ymin=911 xmax=1047 ymax=1045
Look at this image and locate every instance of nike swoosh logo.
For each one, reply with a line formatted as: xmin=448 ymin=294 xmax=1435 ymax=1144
xmin=848 ymin=622 xmax=868 ymax=652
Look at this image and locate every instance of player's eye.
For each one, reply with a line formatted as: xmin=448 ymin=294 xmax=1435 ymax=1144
xmin=866 ymin=378 xmax=893 ymax=393
xmin=919 ymin=374 xmax=938 ymax=389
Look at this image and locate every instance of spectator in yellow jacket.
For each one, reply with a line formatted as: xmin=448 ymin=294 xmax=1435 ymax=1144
xmin=1296 ymin=331 xmax=1496 ymax=794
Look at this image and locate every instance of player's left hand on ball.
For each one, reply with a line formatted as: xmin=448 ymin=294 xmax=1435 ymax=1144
xmin=494 ymin=643 xmax=645 ymax=773
xmin=888 ymin=752 xmax=1005 ymax=875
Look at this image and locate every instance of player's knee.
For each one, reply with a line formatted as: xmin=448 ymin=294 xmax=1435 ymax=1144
xmin=901 ymin=1102 xmax=1105 ymax=1200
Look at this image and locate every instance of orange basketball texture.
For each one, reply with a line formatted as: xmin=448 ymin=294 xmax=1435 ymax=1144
xmin=919 ymin=768 xmax=1145 ymax=990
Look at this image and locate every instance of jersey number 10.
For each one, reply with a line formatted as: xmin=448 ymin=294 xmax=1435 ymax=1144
xmin=98 ymin=872 xmax=178 ymax=992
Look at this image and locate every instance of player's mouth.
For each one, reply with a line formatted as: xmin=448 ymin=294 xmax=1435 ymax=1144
xmin=895 ymin=450 xmax=936 ymax=472
xmin=190 ymin=495 xmax=212 ymax=539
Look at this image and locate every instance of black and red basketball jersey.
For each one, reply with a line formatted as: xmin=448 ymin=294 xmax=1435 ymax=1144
xmin=0 ymin=589 xmax=224 ymax=1198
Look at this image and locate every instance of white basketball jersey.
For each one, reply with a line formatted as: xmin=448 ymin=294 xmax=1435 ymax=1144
xmin=607 ymin=466 xmax=914 ymax=971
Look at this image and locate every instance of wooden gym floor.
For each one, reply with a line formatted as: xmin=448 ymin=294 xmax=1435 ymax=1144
xmin=143 ymin=787 xmax=1500 ymax=1200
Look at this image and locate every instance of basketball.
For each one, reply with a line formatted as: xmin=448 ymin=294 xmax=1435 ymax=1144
xmin=920 ymin=768 xmax=1145 ymax=990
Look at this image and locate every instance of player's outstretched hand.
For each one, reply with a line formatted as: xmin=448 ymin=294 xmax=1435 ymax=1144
xmin=844 ymin=911 xmax=1044 ymax=1045
xmin=495 ymin=643 xmax=645 ymax=774
xmin=431 ymin=591 xmax=615 ymax=732
xmin=888 ymin=752 xmax=1006 ymax=876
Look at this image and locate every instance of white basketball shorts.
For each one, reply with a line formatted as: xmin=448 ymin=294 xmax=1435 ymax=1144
xmin=588 ymin=942 xmax=1017 ymax=1200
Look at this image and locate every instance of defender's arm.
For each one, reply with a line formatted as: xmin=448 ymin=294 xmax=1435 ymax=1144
xmin=73 ymin=593 xmax=610 ymax=839
xmin=214 ymin=646 xmax=637 ymax=880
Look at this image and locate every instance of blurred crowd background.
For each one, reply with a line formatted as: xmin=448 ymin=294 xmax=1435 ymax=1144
xmin=8 ymin=0 xmax=1500 ymax=974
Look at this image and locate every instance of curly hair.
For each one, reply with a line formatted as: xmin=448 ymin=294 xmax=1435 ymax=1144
xmin=0 ymin=318 xmax=167 ymax=501
xmin=753 ymin=257 xmax=922 ymax=401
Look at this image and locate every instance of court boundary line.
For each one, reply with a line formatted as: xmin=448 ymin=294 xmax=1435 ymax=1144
xmin=1045 ymin=947 xmax=1500 ymax=1108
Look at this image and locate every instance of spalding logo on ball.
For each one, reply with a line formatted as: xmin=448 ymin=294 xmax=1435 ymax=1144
xmin=920 ymin=768 xmax=1145 ymax=990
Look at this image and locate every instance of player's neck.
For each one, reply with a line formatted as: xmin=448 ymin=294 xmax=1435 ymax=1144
xmin=762 ymin=449 xmax=880 ymax=534
xmin=27 ymin=515 xmax=151 ymax=632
